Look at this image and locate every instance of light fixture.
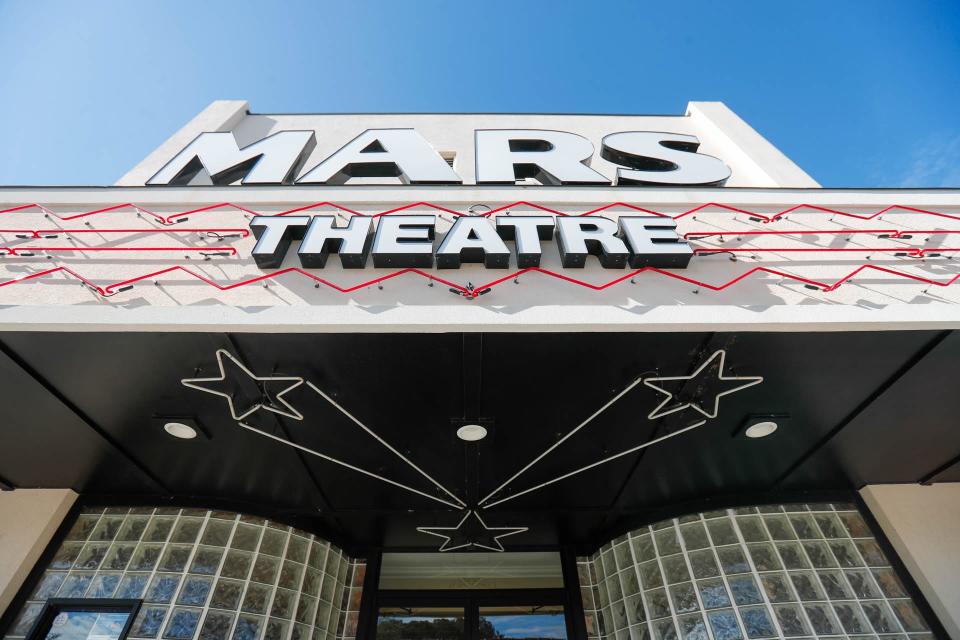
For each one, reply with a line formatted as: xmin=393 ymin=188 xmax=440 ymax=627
xmin=163 ymin=421 xmax=198 ymax=440
xmin=735 ymin=414 xmax=788 ymax=440
xmin=154 ymin=416 xmax=209 ymax=441
xmin=745 ymin=420 xmax=778 ymax=438
xmin=457 ymin=424 xmax=488 ymax=442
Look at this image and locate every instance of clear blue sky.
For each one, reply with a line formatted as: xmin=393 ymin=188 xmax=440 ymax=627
xmin=488 ymin=614 xmax=567 ymax=639
xmin=0 ymin=0 xmax=957 ymax=187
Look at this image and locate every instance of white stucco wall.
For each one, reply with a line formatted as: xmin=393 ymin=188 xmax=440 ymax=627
xmin=0 ymin=489 xmax=76 ymax=616
xmin=0 ymin=186 xmax=958 ymax=332
xmin=861 ymin=483 xmax=960 ymax=639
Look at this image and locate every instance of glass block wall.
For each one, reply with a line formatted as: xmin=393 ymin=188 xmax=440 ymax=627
xmin=577 ymin=503 xmax=934 ymax=640
xmin=4 ymin=507 xmax=365 ymax=640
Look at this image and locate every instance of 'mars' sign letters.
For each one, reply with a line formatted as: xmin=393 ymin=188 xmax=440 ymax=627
xmin=148 ymin=128 xmax=731 ymax=187
xmin=250 ymin=215 xmax=693 ymax=270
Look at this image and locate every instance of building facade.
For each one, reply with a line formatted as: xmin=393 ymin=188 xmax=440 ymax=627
xmin=0 ymin=101 xmax=958 ymax=640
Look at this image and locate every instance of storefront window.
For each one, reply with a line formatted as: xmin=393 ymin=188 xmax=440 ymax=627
xmin=577 ymin=503 xmax=934 ymax=640
xmin=43 ymin=610 xmax=132 ymax=640
xmin=16 ymin=599 xmax=140 ymax=640
xmin=4 ymin=508 xmax=364 ymax=640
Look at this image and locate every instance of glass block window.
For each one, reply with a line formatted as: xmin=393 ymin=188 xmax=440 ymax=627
xmin=577 ymin=503 xmax=935 ymax=640
xmin=4 ymin=507 xmax=365 ymax=640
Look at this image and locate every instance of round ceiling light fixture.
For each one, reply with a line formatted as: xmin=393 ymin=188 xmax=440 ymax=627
xmin=456 ymin=424 xmax=488 ymax=442
xmin=745 ymin=420 xmax=778 ymax=439
xmin=163 ymin=421 xmax=198 ymax=440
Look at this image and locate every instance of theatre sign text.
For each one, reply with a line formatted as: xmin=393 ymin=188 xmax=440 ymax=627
xmin=250 ymin=214 xmax=693 ymax=270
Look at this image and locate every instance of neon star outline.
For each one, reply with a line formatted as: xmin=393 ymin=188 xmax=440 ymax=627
xmin=643 ymin=349 xmax=762 ymax=420
xmin=182 ymin=349 xmax=305 ymax=421
xmin=416 ymin=510 xmax=528 ymax=552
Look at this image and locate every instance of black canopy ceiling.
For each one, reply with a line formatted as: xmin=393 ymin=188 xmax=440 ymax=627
xmin=0 ymin=329 xmax=957 ymax=555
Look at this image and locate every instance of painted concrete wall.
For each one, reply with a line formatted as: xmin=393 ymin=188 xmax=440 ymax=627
xmin=0 ymin=489 xmax=76 ymax=616
xmin=115 ymin=101 xmax=819 ymax=188
xmin=0 ymin=186 xmax=958 ymax=332
xmin=861 ymin=483 xmax=960 ymax=639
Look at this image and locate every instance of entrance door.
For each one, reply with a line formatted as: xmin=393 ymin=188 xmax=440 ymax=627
xmin=376 ymin=605 xmax=467 ymax=640
xmin=477 ymin=603 xmax=568 ymax=640
xmin=376 ymin=591 xmax=570 ymax=640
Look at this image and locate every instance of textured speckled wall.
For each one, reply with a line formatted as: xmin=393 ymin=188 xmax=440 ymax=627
xmin=0 ymin=489 xmax=76 ymax=615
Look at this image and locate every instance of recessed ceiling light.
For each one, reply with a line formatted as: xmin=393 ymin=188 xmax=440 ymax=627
xmin=164 ymin=421 xmax=198 ymax=440
xmin=456 ymin=424 xmax=488 ymax=442
xmin=745 ymin=420 xmax=778 ymax=439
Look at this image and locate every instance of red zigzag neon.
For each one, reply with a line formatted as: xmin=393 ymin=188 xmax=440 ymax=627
xmin=0 ymin=201 xmax=957 ymax=298
xmin=2 ymin=201 xmax=959 ymax=224
xmin=1 ymin=262 xmax=958 ymax=299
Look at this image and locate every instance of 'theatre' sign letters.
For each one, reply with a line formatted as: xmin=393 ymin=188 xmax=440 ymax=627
xmin=250 ymin=214 xmax=693 ymax=270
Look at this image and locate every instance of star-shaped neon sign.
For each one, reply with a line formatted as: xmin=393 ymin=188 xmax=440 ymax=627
xmin=644 ymin=349 xmax=762 ymax=420
xmin=182 ymin=349 xmax=305 ymax=421
xmin=417 ymin=510 xmax=528 ymax=552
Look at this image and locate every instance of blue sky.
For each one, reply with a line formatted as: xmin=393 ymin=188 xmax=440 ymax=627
xmin=488 ymin=614 xmax=567 ymax=639
xmin=0 ymin=0 xmax=957 ymax=187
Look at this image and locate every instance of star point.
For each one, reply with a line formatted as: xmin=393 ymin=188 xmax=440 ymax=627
xmin=417 ymin=510 xmax=528 ymax=552
xmin=182 ymin=349 xmax=304 ymax=421
xmin=644 ymin=350 xmax=762 ymax=420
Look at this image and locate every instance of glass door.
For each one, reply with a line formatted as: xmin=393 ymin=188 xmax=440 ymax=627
xmin=376 ymin=606 xmax=467 ymax=640
xmin=478 ymin=605 xmax=567 ymax=640
xmin=375 ymin=594 xmax=569 ymax=640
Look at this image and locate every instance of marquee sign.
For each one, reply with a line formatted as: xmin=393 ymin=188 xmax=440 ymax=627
xmin=249 ymin=214 xmax=693 ymax=270
xmin=3 ymin=198 xmax=958 ymax=302
xmin=148 ymin=128 xmax=731 ymax=187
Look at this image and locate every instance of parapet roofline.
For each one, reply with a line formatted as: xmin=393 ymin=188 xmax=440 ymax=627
xmin=6 ymin=185 xmax=960 ymax=193
xmin=249 ymin=98 xmax=719 ymax=117
xmin=245 ymin=111 xmax=693 ymax=117
xmin=117 ymin=101 xmax=819 ymax=189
